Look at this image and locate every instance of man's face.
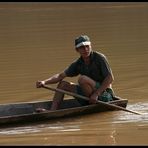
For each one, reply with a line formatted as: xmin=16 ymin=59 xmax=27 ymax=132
xmin=76 ymin=45 xmax=92 ymax=58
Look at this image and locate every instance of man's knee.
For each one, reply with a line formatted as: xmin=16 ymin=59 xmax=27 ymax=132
xmin=78 ymin=75 xmax=89 ymax=85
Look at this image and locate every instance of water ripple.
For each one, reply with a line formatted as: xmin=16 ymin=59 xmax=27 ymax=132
xmin=112 ymin=102 xmax=148 ymax=124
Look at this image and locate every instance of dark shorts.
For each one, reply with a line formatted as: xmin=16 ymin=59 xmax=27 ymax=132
xmin=75 ymin=84 xmax=114 ymax=106
xmin=75 ymin=85 xmax=89 ymax=106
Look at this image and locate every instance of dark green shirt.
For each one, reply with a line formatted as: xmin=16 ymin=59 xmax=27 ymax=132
xmin=64 ymin=51 xmax=113 ymax=83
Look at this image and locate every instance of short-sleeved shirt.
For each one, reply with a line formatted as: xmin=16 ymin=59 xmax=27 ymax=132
xmin=64 ymin=51 xmax=113 ymax=83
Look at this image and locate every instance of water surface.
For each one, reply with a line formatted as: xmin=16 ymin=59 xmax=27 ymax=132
xmin=0 ymin=2 xmax=147 ymax=145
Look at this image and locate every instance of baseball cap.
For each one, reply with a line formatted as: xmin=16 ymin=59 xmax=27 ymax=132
xmin=75 ymin=35 xmax=91 ymax=48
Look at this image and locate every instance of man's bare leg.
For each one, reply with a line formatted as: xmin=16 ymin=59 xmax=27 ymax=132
xmin=50 ymin=81 xmax=77 ymax=111
xmin=78 ymin=75 xmax=96 ymax=97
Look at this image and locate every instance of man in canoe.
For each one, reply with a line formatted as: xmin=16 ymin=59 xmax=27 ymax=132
xmin=36 ymin=35 xmax=115 ymax=111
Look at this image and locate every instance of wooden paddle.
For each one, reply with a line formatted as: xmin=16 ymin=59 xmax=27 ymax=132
xmin=41 ymin=84 xmax=141 ymax=115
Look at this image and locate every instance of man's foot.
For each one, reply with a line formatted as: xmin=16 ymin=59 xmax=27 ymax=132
xmin=35 ymin=108 xmax=48 ymax=113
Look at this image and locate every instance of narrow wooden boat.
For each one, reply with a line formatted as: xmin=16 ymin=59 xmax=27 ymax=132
xmin=0 ymin=96 xmax=128 ymax=127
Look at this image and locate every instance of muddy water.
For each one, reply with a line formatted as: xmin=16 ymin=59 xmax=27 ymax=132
xmin=0 ymin=2 xmax=147 ymax=145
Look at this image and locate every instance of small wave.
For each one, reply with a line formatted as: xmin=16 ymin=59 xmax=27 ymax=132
xmin=0 ymin=126 xmax=40 ymax=135
xmin=112 ymin=102 xmax=148 ymax=124
xmin=0 ymin=122 xmax=81 ymax=135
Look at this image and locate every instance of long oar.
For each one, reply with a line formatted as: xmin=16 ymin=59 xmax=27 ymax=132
xmin=41 ymin=84 xmax=141 ymax=115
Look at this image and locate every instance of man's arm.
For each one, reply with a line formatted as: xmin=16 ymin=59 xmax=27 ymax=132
xmin=95 ymin=73 xmax=114 ymax=96
xmin=89 ymin=73 xmax=114 ymax=104
xmin=95 ymin=53 xmax=114 ymax=96
xmin=36 ymin=71 xmax=67 ymax=88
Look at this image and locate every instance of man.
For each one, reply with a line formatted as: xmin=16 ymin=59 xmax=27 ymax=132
xmin=36 ymin=35 xmax=114 ymax=111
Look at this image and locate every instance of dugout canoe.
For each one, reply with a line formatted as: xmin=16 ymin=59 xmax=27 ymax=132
xmin=0 ymin=96 xmax=128 ymax=127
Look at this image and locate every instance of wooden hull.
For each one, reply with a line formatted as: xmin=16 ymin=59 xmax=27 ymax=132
xmin=0 ymin=96 xmax=128 ymax=127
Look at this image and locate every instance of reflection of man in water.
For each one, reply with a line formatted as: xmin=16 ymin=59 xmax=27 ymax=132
xmin=36 ymin=35 xmax=114 ymax=111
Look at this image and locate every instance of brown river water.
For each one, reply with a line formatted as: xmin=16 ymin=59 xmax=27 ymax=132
xmin=0 ymin=2 xmax=147 ymax=145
